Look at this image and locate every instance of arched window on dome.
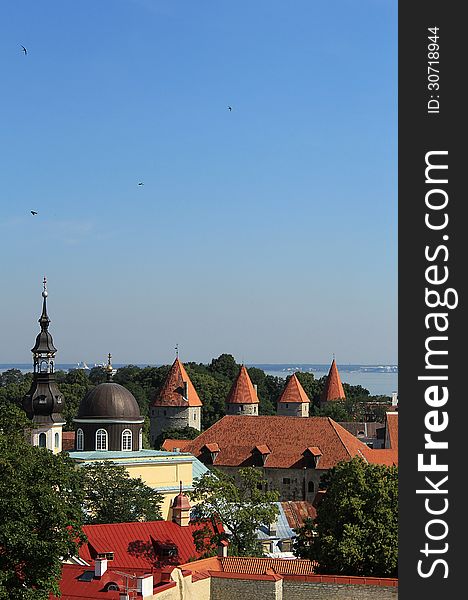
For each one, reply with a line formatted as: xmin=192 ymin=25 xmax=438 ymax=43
xmin=96 ymin=429 xmax=108 ymax=451
xmin=54 ymin=432 xmax=60 ymax=449
xmin=76 ymin=428 xmax=84 ymax=451
xmin=122 ymin=429 xmax=132 ymax=451
xmin=38 ymin=432 xmax=47 ymax=448
xmin=139 ymin=428 xmax=143 ymax=450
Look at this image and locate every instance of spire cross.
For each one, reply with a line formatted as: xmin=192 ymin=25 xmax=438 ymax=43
xmin=175 ymin=344 xmax=179 ymax=359
xmin=42 ymin=276 xmax=47 ymax=295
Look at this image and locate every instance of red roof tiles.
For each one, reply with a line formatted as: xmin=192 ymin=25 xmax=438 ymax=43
xmin=151 ymin=358 xmax=202 ymax=408
xmin=320 ymin=359 xmax=346 ymax=402
xmin=50 ymin=564 xmax=129 ymax=599
xmin=281 ymin=501 xmax=317 ymax=528
xmin=226 ymin=366 xmax=259 ymax=405
xmin=183 ymin=415 xmax=379 ymax=469
xmin=79 ymin=520 xmax=220 ymax=570
xmin=62 ymin=431 xmax=75 ymax=451
xmin=385 ymin=412 xmax=398 ymax=450
xmin=278 ymin=373 xmax=310 ymax=404
xmin=161 ymin=438 xmax=191 ymax=452
xmin=220 ymin=556 xmax=315 ymax=576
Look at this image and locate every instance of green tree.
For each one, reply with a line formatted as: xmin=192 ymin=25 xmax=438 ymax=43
xmin=208 ymin=353 xmax=239 ymax=380
xmin=81 ymin=461 xmax=164 ymax=524
xmin=154 ymin=425 xmax=200 ymax=450
xmin=0 ymin=403 xmax=85 ymax=600
xmin=0 ymin=368 xmax=24 ymax=386
xmin=296 ymin=458 xmax=398 ymax=577
xmin=189 ymin=467 xmax=280 ymax=556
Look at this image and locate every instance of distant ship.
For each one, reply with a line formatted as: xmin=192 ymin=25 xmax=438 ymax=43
xmin=76 ymin=361 xmax=90 ymax=370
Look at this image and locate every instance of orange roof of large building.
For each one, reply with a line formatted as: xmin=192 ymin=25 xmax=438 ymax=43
xmin=225 ymin=365 xmax=259 ymax=405
xmin=320 ymin=359 xmax=346 ymax=402
xmin=277 ymin=373 xmax=310 ymax=404
xmin=151 ymin=358 xmax=202 ymax=407
xmin=183 ymin=415 xmax=390 ymax=469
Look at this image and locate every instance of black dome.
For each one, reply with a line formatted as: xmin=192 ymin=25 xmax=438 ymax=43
xmin=77 ymin=382 xmax=141 ymax=420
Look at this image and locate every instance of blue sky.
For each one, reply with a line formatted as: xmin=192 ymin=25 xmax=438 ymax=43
xmin=0 ymin=0 xmax=397 ymax=365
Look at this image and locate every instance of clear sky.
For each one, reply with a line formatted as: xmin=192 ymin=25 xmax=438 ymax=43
xmin=0 ymin=0 xmax=397 ymax=365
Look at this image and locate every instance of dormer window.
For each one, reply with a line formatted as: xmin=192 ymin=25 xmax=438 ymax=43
xmin=202 ymin=443 xmax=220 ymax=464
xmin=302 ymin=446 xmax=322 ymax=468
xmin=251 ymin=444 xmax=271 ymax=466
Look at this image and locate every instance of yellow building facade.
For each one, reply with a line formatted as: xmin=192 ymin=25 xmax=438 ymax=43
xmin=69 ymin=449 xmax=208 ymax=519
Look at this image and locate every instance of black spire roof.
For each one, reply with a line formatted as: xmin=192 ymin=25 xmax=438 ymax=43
xmin=31 ymin=277 xmax=57 ymax=354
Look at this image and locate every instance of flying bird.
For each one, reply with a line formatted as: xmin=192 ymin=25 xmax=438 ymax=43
xmin=21 ymin=45 xmax=27 ymax=55
xmin=30 ymin=210 xmax=38 ymax=215
xmin=227 ymin=106 xmax=232 ymax=111
xmin=138 ymin=182 xmax=144 ymax=186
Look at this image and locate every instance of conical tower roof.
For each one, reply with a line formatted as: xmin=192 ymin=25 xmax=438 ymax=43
xmin=151 ymin=358 xmax=202 ymax=407
xmin=320 ymin=359 xmax=346 ymax=402
xmin=277 ymin=373 xmax=310 ymax=404
xmin=226 ymin=365 xmax=259 ymax=405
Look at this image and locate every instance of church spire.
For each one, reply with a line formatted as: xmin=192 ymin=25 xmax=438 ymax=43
xmin=23 ymin=278 xmax=65 ymax=452
xmin=31 ymin=277 xmax=57 ymax=369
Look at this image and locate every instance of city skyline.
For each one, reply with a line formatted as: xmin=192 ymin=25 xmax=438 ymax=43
xmin=1 ymin=1 xmax=397 ymax=364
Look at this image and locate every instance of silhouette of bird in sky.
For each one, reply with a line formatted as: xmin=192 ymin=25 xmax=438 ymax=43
xmin=138 ymin=182 xmax=144 ymax=186
xmin=21 ymin=45 xmax=27 ymax=55
xmin=227 ymin=106 xmax=232 ymax=111
xmin=30 ymin=210 xmax=37 ymax=215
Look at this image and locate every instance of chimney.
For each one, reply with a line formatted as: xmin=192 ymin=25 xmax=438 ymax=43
xmin=137 ymin=574 xmax=154 ymax=598
xmin=119 ymin=595 xmax=130 ymax=600
xmin=391 ymin=392 xmax=398 ymax=407
xmin=94 ymin=558 xmax=107 ymax=578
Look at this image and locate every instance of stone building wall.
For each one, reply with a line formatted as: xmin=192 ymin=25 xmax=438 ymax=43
xmin=282 ymin=580 xmax=398 ymax=600
xmin=277 ymin=403 xmax=309 ymax=417
xmin=217 ymin=465 xmax=324 ymax=503
xmin=211 ymin=576 xmax=282 ymax=600
xmin=150 ymin=406 xmax=201 ymax=444
xmin=226 ymin=403 xmax=258 ymax=416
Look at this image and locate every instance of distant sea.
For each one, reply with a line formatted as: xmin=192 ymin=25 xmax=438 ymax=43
xmin=0 ymin=362 xmax=398 ymax=397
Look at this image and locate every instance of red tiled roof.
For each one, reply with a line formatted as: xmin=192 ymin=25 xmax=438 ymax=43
xmin=226 ymin=366 xmax=259 ymax=405
xmin=62 ymin=431 xmax=75 ymax=451
xmin=385 ymin=412 xmax=398 ymax=450
xmin=278 ymin=373 xmax=310 ymax=404
xmin=320 ymin=359 xmax=346 ymax=402
xmin=281 ymin=501 xmax=317 ymax=528
xmin=79 ymin=520 xmax=220 ymax=570
xmin=362 ymin=448 xmax=398 ymax=466
xmin=50 ymin=564 xmax=131 ymax=599
xmin=161 ymin=439 xmax=191 ymax=452
xmin=183 ymin=416 xmax=375 ymax=469
xmin=151 ymin=358 xmax=202 ymax=407
xmin=220 ymin=556 xmax=315 ymax=576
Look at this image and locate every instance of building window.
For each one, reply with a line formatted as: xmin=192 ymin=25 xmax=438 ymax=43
xmin=96 ymin=429 xmax=108 ymax=451
xmin=76 ymin=428 xmax=84 ymax=451
xmin=54 ymin=432 xmax=60 ymax=449
xmin=122 ymin=429 xmax=132 ymax=451
xmin=139 ymin=428 xmax=143 ymax=450
xmin=308 ymin=481 xmax=315 ymax=494
xmin=282 ymin=477 xmax=291 ymax=485
xmin=38 ymin=432 xmax=47 ymax=448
